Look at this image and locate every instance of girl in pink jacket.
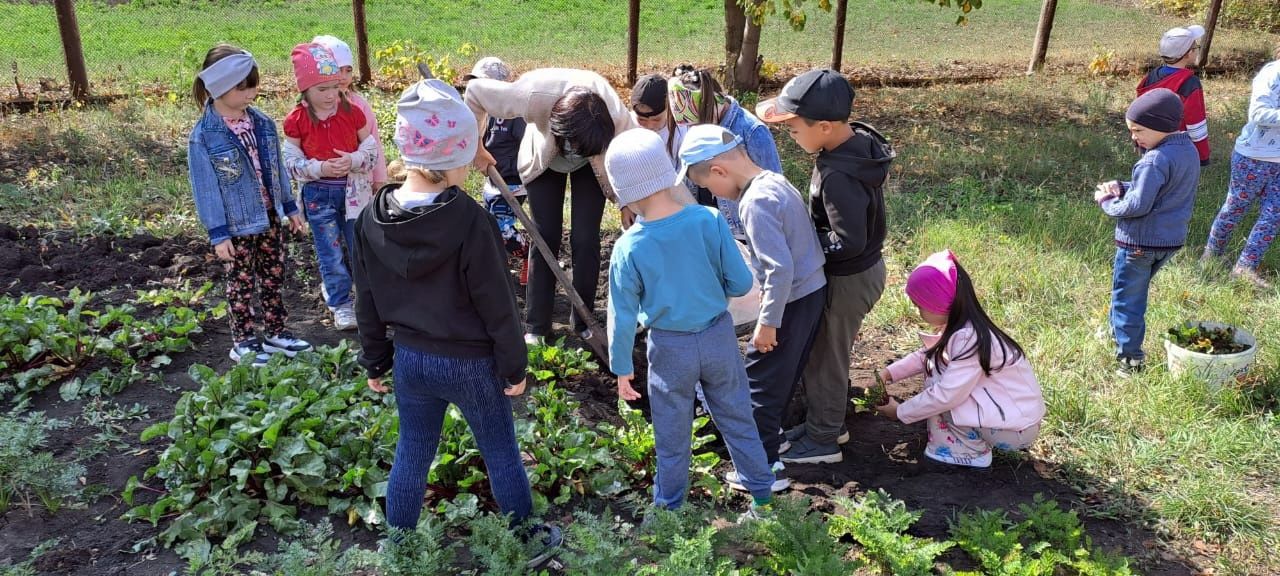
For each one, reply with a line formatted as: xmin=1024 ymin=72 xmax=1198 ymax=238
xmin=875 ymin=250 xmax=1045 ymax=468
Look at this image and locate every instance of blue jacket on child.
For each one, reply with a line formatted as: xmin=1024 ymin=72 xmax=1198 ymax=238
xmin=188 ymin=103 xmax=299 ymax=246
xmin=1102 ymin=132 xmax=1200 ymax=249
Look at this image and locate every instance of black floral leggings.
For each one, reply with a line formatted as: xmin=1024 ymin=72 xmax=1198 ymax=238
xmin=224 ymin=225 xmax=288 ymax=343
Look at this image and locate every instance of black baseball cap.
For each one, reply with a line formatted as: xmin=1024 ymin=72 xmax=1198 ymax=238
xmin=630 ymin=74 xmax=668 ymax=118
xmin=755 ymin=68 xmax=853 ymax=123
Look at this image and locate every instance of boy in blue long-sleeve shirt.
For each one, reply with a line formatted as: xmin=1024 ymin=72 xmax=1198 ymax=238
xmin=604 ymin=128 xmax=778 ymax=513
xmin=1094 ymin=88 xmax=1200 ymax=376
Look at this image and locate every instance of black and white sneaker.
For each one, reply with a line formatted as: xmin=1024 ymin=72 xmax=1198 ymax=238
xmin=521 ymin=523 xmax=563 ymax=570
xmin=780 ymin=424 xmax=849 ymax=454
xmin=263 ymin=332 xmax=314 ymax=357
xmin=230 ymin=337 xmax=272 ymax=368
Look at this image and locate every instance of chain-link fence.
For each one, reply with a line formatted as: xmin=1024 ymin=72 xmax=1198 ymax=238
xmin=1 ymin=0 xmax=655 ymax=103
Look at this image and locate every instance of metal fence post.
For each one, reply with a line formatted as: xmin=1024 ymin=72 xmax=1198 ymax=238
xmin=832 ymin=0 xmax=848 ymax=71
xmin=54 ymin=0 xmax=90 ymax=101
xmin=626 ymin=0 xmax=639 ymax=86
xmin=353 ymin=0 xmax=372 ymax=87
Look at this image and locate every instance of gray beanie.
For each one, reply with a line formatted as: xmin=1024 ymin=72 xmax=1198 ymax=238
xmin=604 ymin=128 xmax=678 ymax=207
xmin=1126 ymin=88 xmax=1183 ymax=133
xmin=393 ymin=79 xmax=479 ymax=171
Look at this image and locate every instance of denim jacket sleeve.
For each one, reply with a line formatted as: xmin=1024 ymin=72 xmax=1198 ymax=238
xmin=187 ymin=134 xmax=231 ymax=245
xmin=743 ymin=124 xmax=783 ymax=173
xmin=272 ymin=136 xmax=299 ymax=217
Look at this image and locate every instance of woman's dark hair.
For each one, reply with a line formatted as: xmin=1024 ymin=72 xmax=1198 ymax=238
xmin=925 ymin=261 xmax=1025 ymax=377
xmin=549 ymin=87 xmax=615 ymax=158
xmin=676 ymin=67 xmax=726 ymax=125
xmin=192 ymin=44 xmax=259 ymax=110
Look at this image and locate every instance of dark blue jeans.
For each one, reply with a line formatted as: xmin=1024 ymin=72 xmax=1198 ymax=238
xmin=302 ymin=179 xmax=356 ymax=308
xmin=385 ymin=345 xmax=532 ymax=530
xmin=1110 ymin=246 xmax=1177 ymax=361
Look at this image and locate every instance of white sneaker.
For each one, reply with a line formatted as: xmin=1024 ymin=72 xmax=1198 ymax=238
xmin=332 ymin=305 xmax=358 ymax=331
xmin=524 ymin=333 xmax=543 ymax=346
xmin=726 ymin=461 xmax=790 ymax=493
xmin=262 ymin=332 xmax=314 ymax=357
xmin=229 ymin=337 xmax=272 ymax=368
xmin=924 ymin=448 xmax=993 ymax=468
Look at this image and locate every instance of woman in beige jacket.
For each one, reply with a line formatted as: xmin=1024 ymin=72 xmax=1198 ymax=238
xmin=465 ymin=68 xmax=637 ymax=343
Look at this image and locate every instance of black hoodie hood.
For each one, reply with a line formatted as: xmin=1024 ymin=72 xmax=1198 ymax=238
xmin=363 ymin=184 xmax=475 ymax=280
xmin=818 ymin=121 xmax=895 ymax=187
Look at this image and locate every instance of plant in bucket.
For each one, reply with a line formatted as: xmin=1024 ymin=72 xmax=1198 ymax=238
xmin=1164 ymin=321 xmax=1257 ymax=388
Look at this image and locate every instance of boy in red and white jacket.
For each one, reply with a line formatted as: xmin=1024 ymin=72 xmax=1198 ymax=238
xmin=1138 ymin=25 xmax=1210 ymax=165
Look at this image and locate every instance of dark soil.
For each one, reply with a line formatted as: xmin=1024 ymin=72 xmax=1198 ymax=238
xmin=0 ymin=228 xmax=1201 ymax=574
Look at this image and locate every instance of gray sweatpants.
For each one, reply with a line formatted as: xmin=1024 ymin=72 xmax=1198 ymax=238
xmin=800 ymin=259 xmax=886 ymax=444
xmin=647 ymin=312 xmax=775 ymax=507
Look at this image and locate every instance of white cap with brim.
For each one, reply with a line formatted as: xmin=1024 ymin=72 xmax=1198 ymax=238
xmin=675 ymin=124 xmax=744 ymax=184
xmin=1159 ymin=25 xmax=1205 ymax=59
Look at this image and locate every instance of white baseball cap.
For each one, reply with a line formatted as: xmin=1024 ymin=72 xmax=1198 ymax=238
xmin=1159 ymin=25 xmax=1205 ymax=59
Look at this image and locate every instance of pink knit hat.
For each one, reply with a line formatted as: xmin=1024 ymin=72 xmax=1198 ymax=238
xmin=905 ymin=249 xmax=959 ymax=316
xmin=291 ymin=43 xmax=341 ymax=93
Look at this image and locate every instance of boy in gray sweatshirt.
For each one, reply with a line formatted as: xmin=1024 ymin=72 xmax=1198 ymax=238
xmin=678 ymin=124 xmax=827 ymax=490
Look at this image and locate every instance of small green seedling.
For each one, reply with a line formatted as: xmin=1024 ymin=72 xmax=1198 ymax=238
xmin=867 ymin=370 xmax=890 ymax=407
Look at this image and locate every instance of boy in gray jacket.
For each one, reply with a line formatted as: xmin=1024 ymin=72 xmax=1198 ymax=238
xmin=679 ymin=124 xmax=827 ymax=490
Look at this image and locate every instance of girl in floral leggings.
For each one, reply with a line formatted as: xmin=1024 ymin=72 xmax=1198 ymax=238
xmin=1203 ymin=49 xmax=1280 ymax=289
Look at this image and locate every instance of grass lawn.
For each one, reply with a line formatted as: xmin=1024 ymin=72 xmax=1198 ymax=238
xmin=4 ymin=0 xmax=1278 ymax=93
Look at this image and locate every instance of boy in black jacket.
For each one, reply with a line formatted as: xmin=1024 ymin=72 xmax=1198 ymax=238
xmin=353 ymin=78 xmax=559 ymax=567
xmin=758 ymin=69 xmax=893 ymax=464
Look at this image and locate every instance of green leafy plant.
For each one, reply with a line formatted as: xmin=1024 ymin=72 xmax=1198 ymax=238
xmin=0 ymin=288 xmax=218 ymax=404
xmin=828 ymin=490 xmax=952 ymax=576
xmin=123 ymin=343 xmax=397 ymax=564
xmin=560 ymin=510 xmax=636 ymax=576
xmin=748 ymin=496 xmax=862 ymax=576
xmin=1166 ymin=323 xmax=1250 ymax=355
xmin=527 ymin=339 xmax=599 ymax=383
xmin=949 ymin=495 xmax=1135 ymax=576
xmin=0 ymin=412 xmax=84 ymax=515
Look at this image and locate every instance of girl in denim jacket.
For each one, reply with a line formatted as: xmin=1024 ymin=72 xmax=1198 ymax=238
xmin=875 ymin=250 xmax=1045 ymax=469
xmin=187 ymin=44 xmax=312 ymax=367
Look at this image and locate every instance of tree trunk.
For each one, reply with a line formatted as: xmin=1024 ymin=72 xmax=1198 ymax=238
xmin=724 ymin=0 xmax=746 ymax=91
xmin=736 ymin=3 xmax=764 ymax=92
xmin=1196 ymin=0 xmax=1223 ymax=69
xmin=1027 ymin=0 xmax=1059 ymax=74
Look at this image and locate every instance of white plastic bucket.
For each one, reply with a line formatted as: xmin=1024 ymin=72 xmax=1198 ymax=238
xmin=1163 ymin=322 xmax=1257 ymax=389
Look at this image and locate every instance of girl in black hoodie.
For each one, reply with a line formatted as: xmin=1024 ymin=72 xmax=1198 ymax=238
xmin=352 ymin=79 xmax=558 ymax=567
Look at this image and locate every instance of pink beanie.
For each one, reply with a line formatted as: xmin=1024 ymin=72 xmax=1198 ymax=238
xmin=905 ymin=249 xmax=959 ymax=316
xmin=291 ymin=43 xmax=341 ymax=93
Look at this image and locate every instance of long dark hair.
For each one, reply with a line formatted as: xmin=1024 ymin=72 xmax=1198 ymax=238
xmin=549 ymin=87 xmax=615 ymax=158
xmin=925 ymin=261 xmax=1025 ymax=376
xmin=192 ymin=44 xmax=259 ymax=110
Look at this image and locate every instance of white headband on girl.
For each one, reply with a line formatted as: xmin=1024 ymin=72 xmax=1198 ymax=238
xmin=198 ymin=52 xmax=257 ymax=99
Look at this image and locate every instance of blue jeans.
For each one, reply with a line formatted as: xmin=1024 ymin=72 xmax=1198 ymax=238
xmin=385 ymin=345 xmax=532 ymax=530
xmin=647 ymin=312 xmax=775 ymax=508
xmin=302 ymin=179 xmax=356 ymax=308
xmin=1110 ymin=246 xmax=1177 ymax=360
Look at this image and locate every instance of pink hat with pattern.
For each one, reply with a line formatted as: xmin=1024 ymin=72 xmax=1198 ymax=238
xmin=291 ymin=43 xmax=341 ymax=93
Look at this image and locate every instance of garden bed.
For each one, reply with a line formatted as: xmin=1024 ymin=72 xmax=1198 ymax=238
xmin=0 ymin=228 xmax=1198 ymax=575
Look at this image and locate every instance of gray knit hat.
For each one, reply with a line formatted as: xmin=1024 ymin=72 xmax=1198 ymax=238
xmin=1126 ymin=88 xmax=1183 ymax=133
xmin=393 ymin=79 xmax=479 ymax=171
xmin=605 ymin=128 xmax=678 ymax=207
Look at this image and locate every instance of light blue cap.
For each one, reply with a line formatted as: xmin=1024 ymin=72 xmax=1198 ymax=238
xmin=675 ymin=124 xmax=743 ymax=184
